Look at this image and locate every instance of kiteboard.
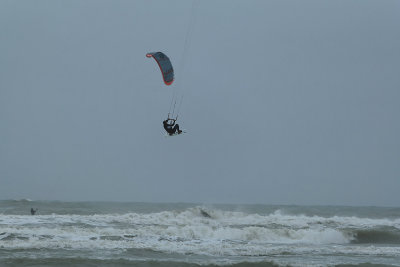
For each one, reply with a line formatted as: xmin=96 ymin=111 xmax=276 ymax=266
xmin=164 ymin=130 xmax=187 ymax=137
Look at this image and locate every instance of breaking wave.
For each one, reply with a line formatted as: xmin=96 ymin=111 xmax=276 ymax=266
xmin=1 ymin=205 xmax=400 ymax=266
xmin=1 ymin=207 xmax=400 ymax=248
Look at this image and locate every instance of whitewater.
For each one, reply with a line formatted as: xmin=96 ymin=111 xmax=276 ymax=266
xmin=1 ymin=200 xmax=400 ymax=267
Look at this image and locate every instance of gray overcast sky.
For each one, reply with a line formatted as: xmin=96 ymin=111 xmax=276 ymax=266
xmin=1 ymin=0 xmax=399 ymax=206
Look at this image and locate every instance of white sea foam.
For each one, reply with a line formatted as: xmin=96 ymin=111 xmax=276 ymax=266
xmin=12 ymin=198 xmax=33 ymax=202
xmin=1 ymin=207 xmax=400 ymax=258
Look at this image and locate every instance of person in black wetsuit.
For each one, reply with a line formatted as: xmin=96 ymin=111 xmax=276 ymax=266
xmin=30 ymin=208 xmax=38 ymax=215
xmin=163 ymin=118 xmax=182 ymax=135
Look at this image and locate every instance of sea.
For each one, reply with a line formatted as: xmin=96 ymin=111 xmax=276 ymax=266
xmin=0 ymin=200 xmax=400 ymax=267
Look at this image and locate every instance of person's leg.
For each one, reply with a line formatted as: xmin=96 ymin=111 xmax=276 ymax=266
xmin=173 ymin=124 xmax=182 ymax=134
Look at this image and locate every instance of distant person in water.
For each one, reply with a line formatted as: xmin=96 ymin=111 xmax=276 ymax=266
xmin=30 ymin=208 xmax=38 ymax=215
xmin=163 ymin=118 xmax=182 ymax=135
xmin=200 ymin=209 xmax=211 ymax=218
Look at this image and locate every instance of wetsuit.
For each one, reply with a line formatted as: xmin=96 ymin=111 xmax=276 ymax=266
xmin=163 ymin=119 xmax=181 ymax=135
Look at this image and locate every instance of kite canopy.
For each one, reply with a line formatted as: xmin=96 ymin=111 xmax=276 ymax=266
xmin=146 ymin=52 xmax=174 ymax=85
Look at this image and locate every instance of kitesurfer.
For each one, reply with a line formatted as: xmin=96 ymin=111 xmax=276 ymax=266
xmin=163 ymin=118 xmax=182 ymax=135
xmin=30 ymin=208 xmax=38 ymax=215
xmin=200 ymin=209 xmax=211 ymax=218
